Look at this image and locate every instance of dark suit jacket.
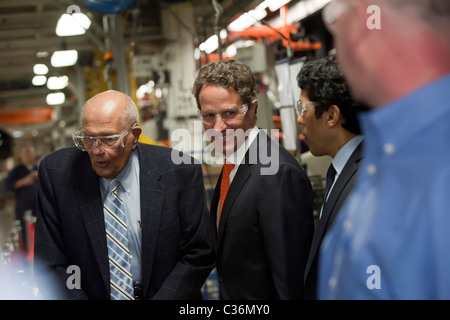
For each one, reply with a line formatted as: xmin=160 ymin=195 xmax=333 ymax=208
xmin=210 ymin=131 xmax=314 ymax=299
xmin=304 ymin=142 xmax=364 ymax=300
xmin=34 ymin=143 xmax=215 ymax=300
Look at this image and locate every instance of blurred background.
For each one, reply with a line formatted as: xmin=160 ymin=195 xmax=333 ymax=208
xmin=0 ymin=0 xmax=334 ymax=298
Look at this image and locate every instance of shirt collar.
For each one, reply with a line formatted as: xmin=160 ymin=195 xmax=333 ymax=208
xmin=332 ymin=135 xmax=364 ymax=175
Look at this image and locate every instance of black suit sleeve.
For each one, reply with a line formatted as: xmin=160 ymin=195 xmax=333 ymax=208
xmin=257 ymin=160 xmax=314 ymax=299
xmin=33 ymin=155 xmax=89 ymax=300
xmin=151 ymin=163 xmax=216 ymax=299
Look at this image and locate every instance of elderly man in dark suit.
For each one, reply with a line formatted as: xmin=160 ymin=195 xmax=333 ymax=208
xmin=297 ymin=55 xmax=369 ymax=300
xmin=192 ymin=60 xmax=314 ymax=299
xmin=33 ymin=90 xmax=215 ymax=300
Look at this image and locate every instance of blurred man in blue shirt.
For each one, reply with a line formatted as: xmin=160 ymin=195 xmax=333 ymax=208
xmin=319 ymin=0 xmax=450 ymax=299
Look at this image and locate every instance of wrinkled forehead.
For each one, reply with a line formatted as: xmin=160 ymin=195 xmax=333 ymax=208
xmin=82 ymin=98 xmax=127 ymax=134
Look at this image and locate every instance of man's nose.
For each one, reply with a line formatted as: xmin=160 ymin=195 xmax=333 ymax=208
xmin=91 ymin=140 xmax=105 ymax=154
xmin=213 ymin=114 xmax=227 ymax=131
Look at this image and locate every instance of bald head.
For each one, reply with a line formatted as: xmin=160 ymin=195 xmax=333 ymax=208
xmin=79 ymin=90 xmax=142 ymax=179
xmin=82 ymin=90 xmax=139 ymax=129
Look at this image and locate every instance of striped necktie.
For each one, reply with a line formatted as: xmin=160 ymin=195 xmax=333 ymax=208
xmin=103 ymin=180 xmax=135 ymax=300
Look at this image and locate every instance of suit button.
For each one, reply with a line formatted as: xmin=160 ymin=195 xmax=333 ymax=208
xmin=218 ymin=274 xmax=224 ymax=282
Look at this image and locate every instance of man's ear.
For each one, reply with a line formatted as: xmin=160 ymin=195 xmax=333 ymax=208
xmin=131 ymin=126 xmax=142 ymax=148
xmin=325 ymin=105 xmax=341 ymax=128
xmin=250 ymin=99 xmax=258 ymax=114
xmin=249 ymin=99 xmax=258 ymax=125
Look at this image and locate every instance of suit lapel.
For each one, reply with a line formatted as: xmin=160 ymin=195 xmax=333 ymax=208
xmin=75 ymin=155 xmax=110 ymax=293
xmin=136 ymin=146 xmax=165 ymax=298
xmin=305 ymin=143 xmax=364 ymax=277
xmin=210 ymin=174 xmax=221 ymax=230
xmin=217 ymin=162 xmax=251 ymax=243
xmin=216 ymin=131 xmax=267 ymax=244
xmin=321 ymin=143 xmax=363 ymax=222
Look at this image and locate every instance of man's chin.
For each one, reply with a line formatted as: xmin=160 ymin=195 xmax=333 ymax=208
xmin=92 ymin=164 xmax=113 ymax=179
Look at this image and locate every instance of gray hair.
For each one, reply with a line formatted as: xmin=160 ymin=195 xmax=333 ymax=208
xmin=121 ymin=95 xmax=140 ymax=127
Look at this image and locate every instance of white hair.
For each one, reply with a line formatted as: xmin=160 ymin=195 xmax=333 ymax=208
xmin=122 ymin=95 xmax=140 ymax=127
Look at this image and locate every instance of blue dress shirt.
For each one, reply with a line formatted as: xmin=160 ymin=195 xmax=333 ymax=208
xmin=319 ymin=74 xmax=450 ymax=299
xmin=101 ymin=150 xmax=142 ymax=285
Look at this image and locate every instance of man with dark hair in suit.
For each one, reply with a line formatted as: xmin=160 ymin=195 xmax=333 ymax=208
xmin=34 ymin=90 xmax=215 ymax=300
xmin=297 ymin=55 xmax=369 ymax=300
xmin=192 ymin=59 xmax=314 ymax=299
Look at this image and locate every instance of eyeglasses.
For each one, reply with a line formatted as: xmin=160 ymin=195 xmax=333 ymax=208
xmin=72 ymin=124 xmax=136 ymax=152
xmin=322 ymin=0 xmax=353 ymax=32
xmin=198 ymin=104 xmax=249 ymax=124
xmin=297 ymin=100 xmax=319 ymax=115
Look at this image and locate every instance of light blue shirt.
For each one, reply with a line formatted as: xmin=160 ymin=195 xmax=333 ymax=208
xmin=318 ymin=74 xmax=450 ymax=299
xmin=100 ymin=150 xmax=142 ymax=285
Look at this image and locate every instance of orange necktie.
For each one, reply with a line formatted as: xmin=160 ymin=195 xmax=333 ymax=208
xmin=218 ymin=163 xmax=235 ymax=226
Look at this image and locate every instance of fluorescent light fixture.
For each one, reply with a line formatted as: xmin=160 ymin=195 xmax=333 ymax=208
xmin=225 ymin=44 xmax=237 ymax=57
xmin=36 ymin=51 xmax=49 ymax=58
xmin=257 ymin=0 xmax=291 ymax=12
xmin=51 ymin=50 xmax=78 ymax=67
xmin=12 ymin=131 xmax=24 ymax=138
xmin=32 ymin=75 xmax=47 ymax=86
xmin=199 ymin=35 xmax=219 ymax=54
xmin=33 ymin=64 xmax=49 ymax=75
xmin=228 ymin=9 xmax=267 ymax=31
xmin=55 ymin=13 xmax=91 ymax=37
xmin=46 ymin=92 xmax=65 ymax=105
xmin=220 ymin=28 xmax=228 ymax=40
xmin=47 ymin=76 xmax=69 ymax=90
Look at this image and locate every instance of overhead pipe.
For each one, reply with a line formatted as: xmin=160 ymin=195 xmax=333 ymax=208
xmin=211 ymin=0 xmax=223 ymax=60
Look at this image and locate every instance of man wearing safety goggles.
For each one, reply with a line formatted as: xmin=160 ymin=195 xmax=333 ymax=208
xmin=33 ymin=90 xmax=215 ymax=300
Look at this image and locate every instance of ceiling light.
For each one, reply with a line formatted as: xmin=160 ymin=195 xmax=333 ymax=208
xmin=46 ymin=92 xmax=65 ymax=105
xmin=228 ymin=9 xmax=267 ymax=31
xmin=33 ymin=64 xmax=49 ymax=75
xmin=258 ymin=0 xmax=292 ymax=12
xmin=32 ymin=75 xmax=47 ymax=86
xmin=12 ymin=131 xmax=24 ymax=138
xmin=36 ymin=51 xmax=49 ymax=58
xmin=199 ymin=35 xmax=219 ymax=54
xmin=55 ymin=13 xmax=91 ymax=37
xmin=51 ymin=50 xmax=78 ymax=67
xmin=47 ymin=76 xmax=69 ymax=90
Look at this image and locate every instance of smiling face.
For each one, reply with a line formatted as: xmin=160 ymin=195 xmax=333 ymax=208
xmin=199 ymin=85 xmax=256 ymax=156
xmin=81 ymin=91 xmax=141 ymax=179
